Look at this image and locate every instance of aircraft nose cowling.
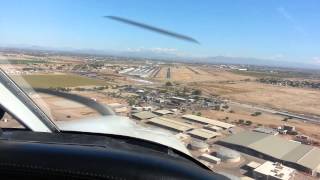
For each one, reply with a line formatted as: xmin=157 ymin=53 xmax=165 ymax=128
xmin=56 ymin=115 xmax=190 ymax=155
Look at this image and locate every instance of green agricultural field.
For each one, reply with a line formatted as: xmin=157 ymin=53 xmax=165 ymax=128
xmin=11 ymin=74 xmax=106 ymax=88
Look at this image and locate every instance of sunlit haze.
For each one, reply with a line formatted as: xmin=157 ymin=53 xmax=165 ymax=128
xmin=1 ymin=0 xmax=320 ymax=67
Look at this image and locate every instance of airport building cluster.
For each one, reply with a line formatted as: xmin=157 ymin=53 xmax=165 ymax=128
xmin=131 ymin=107 xmax=320 ymax=178
xmin=217 ymin=131 xmax=320 ymax=177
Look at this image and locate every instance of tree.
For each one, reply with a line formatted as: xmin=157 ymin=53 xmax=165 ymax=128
xmin=287 ymin=131 xmax=298 ymax=135
xmin=251 ymin=111 xmax=262 ymax=116
xmin=192 ymin=89 xmax=202 ymax=95
xmin=193 ymin=95 xmax=200 ymax=100
xmin=128 ymin=98 xmax=136 ymax=106
xmin=64 ymin=88 xmax=71 ymax=92
xmin=245 ymin=120 xmax=252 ymax=126
xmin=222 ymin=104 xmax=229 ymax=109
xmin=183 ymin=87 xmax=189 ymax=93
xmin=95 ymin=86 xmax=105 ymax=90
xmin=165 ymin=81 xmax=173 ymax=86
xmin=75 ymin=87 xmax=85 ymax=91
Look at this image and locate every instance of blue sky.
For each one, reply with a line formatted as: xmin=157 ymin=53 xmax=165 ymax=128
xmin=1 ymin=0 xmax=320 ymax=64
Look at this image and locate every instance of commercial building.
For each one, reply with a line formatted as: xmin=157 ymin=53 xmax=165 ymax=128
xmin=204 ymin=125 xmax=223 ymax=132
xmin=153 ymin=109 xmax=173 ymax=116
xmin=253 ymin=161 xmax=295 ymax=180
xmin=170 ymin=97 xmax=187 ymax=104
xmin=182 ymin=114 xmax=234 ymax=129
xmin=147 ymin=117 xmax=194 ymax=132
xmin=188 ymin=128 xmax=221 ymax=140
xmin=132 ymin=111 xmax=158 ymax=120
xmin=217 ymin=131 xmax=320 ymax=176
xmin=283 ymin=125 xmax=295 ymax=132
xmin=253 ymin=127 xmax=279 ymax=135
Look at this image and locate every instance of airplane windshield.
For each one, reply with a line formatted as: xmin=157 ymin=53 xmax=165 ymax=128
xmin=1 ymin=0 xmax=320 ymax=179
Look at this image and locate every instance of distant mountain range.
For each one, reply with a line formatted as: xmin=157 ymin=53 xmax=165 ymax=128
xmin=1 ymin=44 xmax=319 ymax=70
xmin=196 ymin=56 xmax=313 ymax=69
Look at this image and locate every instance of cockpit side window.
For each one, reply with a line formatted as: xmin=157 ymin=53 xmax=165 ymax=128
xmin=0 ymin=107 xmax=25 ymax=129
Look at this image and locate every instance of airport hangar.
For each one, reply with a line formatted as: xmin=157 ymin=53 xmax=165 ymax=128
xmin=182 ymin=114 xmax=234 ymax=129
xmin=147 ymin=117 xmax=195 ymax=133
xmin=216 ymin=131 xmax=320 ymax=176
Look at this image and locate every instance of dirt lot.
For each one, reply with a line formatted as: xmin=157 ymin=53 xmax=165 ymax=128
xmin=193 ymin=81 xmax=320 ymax=117
xmin=199 ymin=106 xmax=320 ymax=142
xmin=224 ymin=82 xmax=320 ymax=116
xmin=155 ymin=65 xmax=320 ymax=141
xmin=155 ymin=65 xmax=320 ymax=118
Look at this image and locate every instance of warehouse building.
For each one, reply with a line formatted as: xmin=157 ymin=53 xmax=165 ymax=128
xmin=217 ymin=131 xmax=320 ymax=176
xmin=132 ymin=111 xmax=158 ymax=120
xmin=182 ymin=114 xmax=234 ymax=129
xmin=170 ymin=97 xmax=187 ymax=104
xmin=204 ymin=125 xmax=223 ymax=132
xmin=253 ymin=127 xmax=279 ymax=135
xmin=147 ymin=117 xmax=194 ymax=132
xmin=153 ymin=109 xmax=173 ymax=116
xmin=188 ymin=128 xmax=221 ymax=140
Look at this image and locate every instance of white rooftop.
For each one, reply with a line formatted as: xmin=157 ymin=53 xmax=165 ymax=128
xmin=204 ymin=125 xmax=223 ymax=131
xmin=247 ymin=161 xmax=261 ymax=169
xmin=254 ymin=161 xmax=295 ymax=180
xmin=182 ymin=114 xmax=235 ymax=129
xmin=153 ymin=109 xmax=173 ymax=115
xmin=148 ymin=117 xmax=194 ymax=132
xmin=199 ymin=154 xmax=221 ymax=164
xmin=188 ymin=128 xmax=221 ymax=140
